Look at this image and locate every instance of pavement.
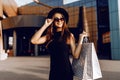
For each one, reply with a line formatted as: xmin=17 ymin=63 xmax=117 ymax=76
xmin=0 ymin=56 xmax=120 ymax=80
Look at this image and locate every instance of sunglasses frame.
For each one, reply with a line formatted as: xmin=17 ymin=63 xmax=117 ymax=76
xmin=54 ymin=17 xmax=65 ymax=22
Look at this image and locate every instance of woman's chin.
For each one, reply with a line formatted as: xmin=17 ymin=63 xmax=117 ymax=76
xmin=56 ymin=25 xmax=63 ymax=28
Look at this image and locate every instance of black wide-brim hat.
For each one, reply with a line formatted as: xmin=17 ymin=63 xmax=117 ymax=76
xmin=47 ymin=7 xmax=69 ymax=24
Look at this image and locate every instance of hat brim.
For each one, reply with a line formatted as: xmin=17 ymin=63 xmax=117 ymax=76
xmin=47 ymin=7 xmax=69 ymax=23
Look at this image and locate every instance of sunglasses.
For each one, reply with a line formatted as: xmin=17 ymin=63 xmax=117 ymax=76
xmin=54 ymin=17 xmax=65 ymax=22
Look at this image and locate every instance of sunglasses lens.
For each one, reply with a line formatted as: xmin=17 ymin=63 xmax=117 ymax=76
xmin=54 ymin=18 xmax=59 ymax=22
xmin=54 ymin=18 xmax=64 ymax=22
xmin=60 ymin=18 xmax=64 ymax=21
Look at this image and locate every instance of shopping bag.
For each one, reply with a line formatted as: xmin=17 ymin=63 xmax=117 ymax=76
xmin=72 ymin=43 xmax=102 ymax=80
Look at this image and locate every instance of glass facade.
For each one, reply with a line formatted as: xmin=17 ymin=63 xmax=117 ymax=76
xmin=108 ymin=0 xmax=120 ymax=60
xmin=3 ymin=0 xmax=120 ymax=59
xmin=97 ymin=0 xmax=111 ymax=59
xmin=39 ymin=0 xmax=112 ymax=59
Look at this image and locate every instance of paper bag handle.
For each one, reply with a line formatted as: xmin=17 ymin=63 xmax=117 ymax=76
xmin=83 ymin=36 xmax=90 ymax=43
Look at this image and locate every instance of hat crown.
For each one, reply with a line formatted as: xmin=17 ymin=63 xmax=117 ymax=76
xmin=47 ymin=7 xmax=69 ymax=23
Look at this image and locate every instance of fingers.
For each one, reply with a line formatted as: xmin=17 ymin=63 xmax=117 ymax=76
xmin=44 ymin=19 xmax=53 ymax=27
xmin=82 ymin=32 xmax=87 ymax=35
xmin=46 ymin=19 xmax=53 ymax=23
xmin=79 ymin=32 xmax=88 ymax=38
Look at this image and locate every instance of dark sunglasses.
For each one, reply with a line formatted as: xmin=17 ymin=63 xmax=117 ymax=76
xmin=54 ymin=17 xmax=65 ymax=22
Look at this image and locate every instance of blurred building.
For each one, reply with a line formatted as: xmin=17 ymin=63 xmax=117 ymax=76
xmin=0 ymin=0 xmax=120 ymax=60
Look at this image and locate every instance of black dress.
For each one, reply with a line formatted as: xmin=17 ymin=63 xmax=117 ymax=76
xmin=48 ymin=32 xmax=73 ymax=80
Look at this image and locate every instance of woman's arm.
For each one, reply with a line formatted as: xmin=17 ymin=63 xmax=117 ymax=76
xmin=69 ymin=33 xmax=76 ymax=57
xmin=73 ymin=34 xmax=84 ymax=59
xmin=70 ymin=32 xmax=87 ymax=59
xmin=31 ymin=19 xmax=53 ymax=44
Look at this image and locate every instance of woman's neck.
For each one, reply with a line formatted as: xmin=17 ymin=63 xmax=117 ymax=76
xmin=56 ymin=27 xmax=62 ymax=32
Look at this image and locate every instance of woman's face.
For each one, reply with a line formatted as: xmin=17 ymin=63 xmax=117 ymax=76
xmin=53 ymin=13 xmax=65 ymax=28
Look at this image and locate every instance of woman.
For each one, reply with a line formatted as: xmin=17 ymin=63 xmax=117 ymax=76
xmin=31 ymin=7 xmax=87 ymax=80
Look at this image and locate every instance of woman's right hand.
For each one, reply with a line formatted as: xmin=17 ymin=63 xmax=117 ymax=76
xmin=79 ymin=31 xmax=88 ymax=39
xmin=44 ymin=18 xmax=54 ymax=27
